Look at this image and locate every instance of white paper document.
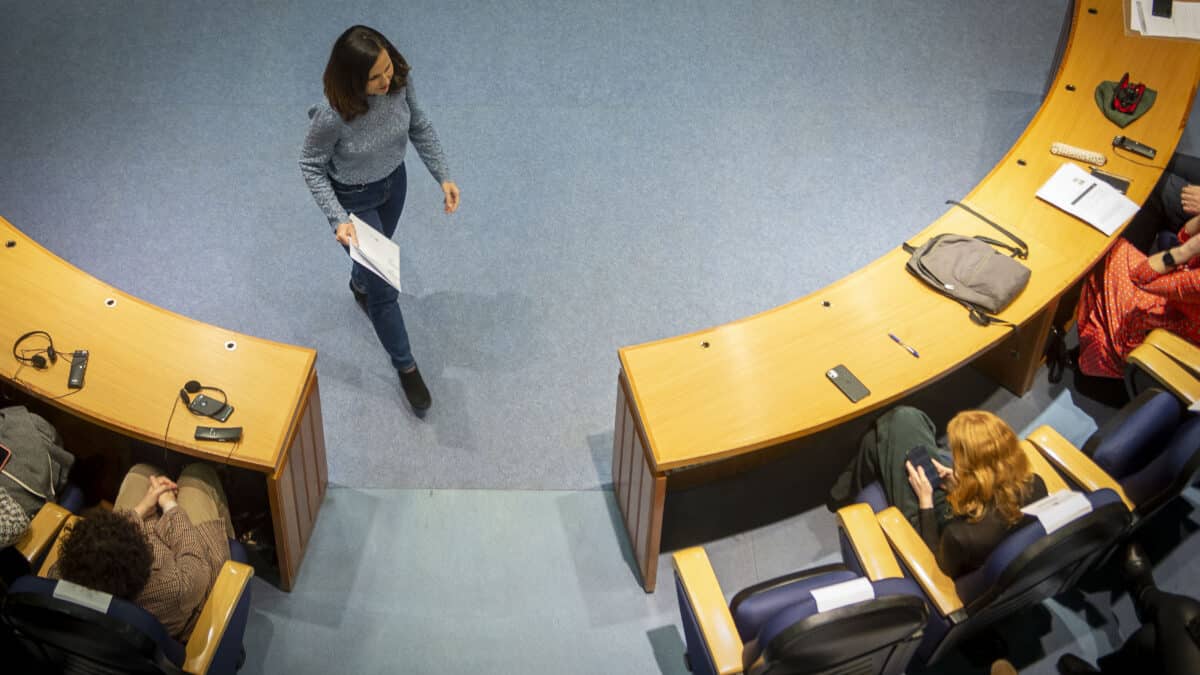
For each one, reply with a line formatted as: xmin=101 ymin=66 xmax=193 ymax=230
xmin=1189 ymin=398 xmax=1200 ymax=413
xmin=1021 ymin=490 xmax=1093 ymax=534
xmin=809 ymin=577 xmax=875 ymax=613
xmin=1036 ymin=162 xmax=1140 ymax=236
xmin=348 ymin=213 xmax=402 ymax=292
xmin=1130 ymin=1 xmax=1200 ymax=40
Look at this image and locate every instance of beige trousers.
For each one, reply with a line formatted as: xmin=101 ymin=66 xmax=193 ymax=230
xmin=113 ymin=463 xmax=235 ymax=539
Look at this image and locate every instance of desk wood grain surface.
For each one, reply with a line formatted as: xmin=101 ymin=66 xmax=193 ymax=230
xmin=619 ymin=1 xmax=1200 ymax=472
xmin=0 ymin=215 xmax=316 ymax=474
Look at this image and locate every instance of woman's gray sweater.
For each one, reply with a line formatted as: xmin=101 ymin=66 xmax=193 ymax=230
xmin=300 ymin=77 xmax=451 ymax=229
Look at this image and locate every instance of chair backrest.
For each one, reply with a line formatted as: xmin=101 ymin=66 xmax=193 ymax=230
xmin=1119 ymin=414 xmax=1200 ymax=518
xmin=1 ymin=576 xmax=185 ymax=674
xmin=720 ymin=567 xmax=927 ymax=675
xmin=917 ymin=489 xmax=1129 ymax=665
xmin=747 ymin=578 xmax=928 ymax=675
xmin=1083 ymin=388 xmax=1181 ymax=481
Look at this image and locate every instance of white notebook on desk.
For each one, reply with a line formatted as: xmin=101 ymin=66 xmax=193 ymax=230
xmin=1036 ymin=162 xmax=1140 ymax=236
xmin=1130 ymin=0 xmax=1200 ymax=40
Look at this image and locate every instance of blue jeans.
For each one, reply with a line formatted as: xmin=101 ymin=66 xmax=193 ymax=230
xmin=331 ymin=163 xmax=415 ymax=372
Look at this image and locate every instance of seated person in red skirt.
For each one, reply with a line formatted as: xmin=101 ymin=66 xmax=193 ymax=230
xmin=1077 ymin=213 xmax=1200 ymax=378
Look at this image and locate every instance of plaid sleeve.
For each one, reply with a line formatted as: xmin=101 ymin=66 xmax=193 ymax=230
xmin=0 ymin=487 xmax=31 ymax=548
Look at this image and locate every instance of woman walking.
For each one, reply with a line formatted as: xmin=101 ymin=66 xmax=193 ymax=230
xmin=301 ymin=25 xmax=460 ymax=412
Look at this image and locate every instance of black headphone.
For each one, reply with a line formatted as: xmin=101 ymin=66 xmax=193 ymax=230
xmin=179 ymin=380 xmax=227 ymax=407
xmin=12 ymin=330 xmax=58 ymax=370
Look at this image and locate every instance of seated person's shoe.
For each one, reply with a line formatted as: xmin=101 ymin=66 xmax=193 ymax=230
xmin=1121 ymin=542 xmax=1156 ymax=618
xmin=1056 ymin=653 xmax=1100 ymax=674
xmin=349 ymin=280 xmax=368 ymax=312
xmin=399 ymin=367 xmax=431 ymax=411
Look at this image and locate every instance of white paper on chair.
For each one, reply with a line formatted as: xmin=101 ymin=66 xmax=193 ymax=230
xmin=1189 ymin=398 xmax=1200 ymax=413
xmin=1021 ymin=490 xmax=1093 ymax=534
xmin=809 ymin=577 xmax=875 ymax=613
xmin=348 ymin=213 xmax=402 ymax=292
xmin=1036 ymin=162 xmax=1140 ymax=236
xmin=54 ymin=579 xmax=114 ymax=613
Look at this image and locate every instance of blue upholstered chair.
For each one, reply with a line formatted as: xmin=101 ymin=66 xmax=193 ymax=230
xmin=1027 ymin=388 xmax=1200 ymax=531
xmin=1 ymin=523 xmax=253 ymax=675
xmin=838 ymin=478 xmax=1130 ymax=667
xmin=673 ymin=546 xmax=928 ymax=675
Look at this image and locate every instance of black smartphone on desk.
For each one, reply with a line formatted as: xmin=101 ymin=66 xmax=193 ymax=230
xmin=188 ymin=394 xmax=234 ymax=422
xmin=826 ymin=365 xmax=869 ymax=403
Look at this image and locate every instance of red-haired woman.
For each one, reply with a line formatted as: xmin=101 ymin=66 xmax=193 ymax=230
xmin=300 ymin=25 xmax=460 ymax=413
xmin=831 ymin=407 xmax=1047 ymax=577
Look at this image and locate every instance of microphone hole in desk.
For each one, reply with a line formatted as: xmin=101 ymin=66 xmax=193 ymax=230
xmin=1088 ymin=8 xmax=1097 ymax=14
xmin=4 ymin=240 xmax=14 ymax=248
xmin=225 ymin=341 xmax=237 ymax=351
xmin=104 ymin=298 xmax=117 ymax=308
xmin=822 ymin=300 xmax=831 ymax=308
xmin=1017 ymin=159 xmax=1027 ymax=166
xmin=1065 ymin=84 xmax=1076 ymax=92
xmin=700 ymin=341 xmax=710 ymax=349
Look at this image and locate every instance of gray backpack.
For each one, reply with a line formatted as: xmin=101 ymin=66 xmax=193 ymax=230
xmin=903 ymin=201 xmax=1030 ymax=328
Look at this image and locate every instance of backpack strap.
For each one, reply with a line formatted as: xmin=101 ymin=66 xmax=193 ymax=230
xmin=946 ymin=200 xmax=1029 ymax=259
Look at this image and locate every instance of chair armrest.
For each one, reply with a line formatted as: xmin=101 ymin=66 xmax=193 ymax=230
xmin=875 ymin=507 xmax=963 ymax=617
xmin=37 ymin=515 xmax=79 ymax=577
xmin=836 ymin=503 xmax=903 ymax=580
xmin=14 ymin=503 xmax=70 ymax=566
xmin=1127 ymin=342 xmax=1200 ymax=404
xmin=184 ymin=560 xmax=254 ymax=675
xmin=672 ymin=547 xmax=743 ymax=675
xmin=1025 ymin=426 xmax=1134 ymax=510
xmin=1145 ymin=328 xmax=1200 ymax=374
xmin=1019 ymin=440 xmax=1070 ymax=494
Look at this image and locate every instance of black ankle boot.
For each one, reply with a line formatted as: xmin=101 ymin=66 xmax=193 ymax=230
xmin=399 ymin=367 xmax=431 ymax=412
xmin=1121 ymin=542 xmax=1156 ymax=618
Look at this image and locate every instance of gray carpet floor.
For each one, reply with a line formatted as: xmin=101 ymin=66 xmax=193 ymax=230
xmin=4 ymin=2 xmax=1200 ymax=673
xmin=0 ymin=0 xmax=1100 ymax=491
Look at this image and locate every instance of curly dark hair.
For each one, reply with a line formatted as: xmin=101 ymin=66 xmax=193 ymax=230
xmin=57 ymin=511 xmax=153 ymax=601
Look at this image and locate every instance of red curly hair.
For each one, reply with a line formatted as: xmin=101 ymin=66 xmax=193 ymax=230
xmin=945 ymin=410 xmax=1036 ymax=525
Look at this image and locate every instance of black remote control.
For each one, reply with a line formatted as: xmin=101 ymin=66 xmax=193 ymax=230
xmin=194 ymin=426 xmax=242 ymax=442
xmin=1113 ymin=135 xmax=1157 ymax=160
xmin=68 ymin=350 xmax=88 ymax=389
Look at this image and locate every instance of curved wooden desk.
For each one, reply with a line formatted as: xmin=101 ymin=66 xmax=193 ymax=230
xmin=0 ymin=216 xmax=326 ymax=590
xmin=613 ymin=0 xmax=1200 ymax=591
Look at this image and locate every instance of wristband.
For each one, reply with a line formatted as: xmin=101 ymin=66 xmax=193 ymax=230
xmin=1163 ymin=249 xmax=1177 ymax=268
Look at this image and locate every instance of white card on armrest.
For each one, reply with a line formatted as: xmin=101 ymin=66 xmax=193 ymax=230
xmin=53 ymin=580 xmax=113 ymax=614
xmin=1021 ymin=490 xmax=1092 ymax=534
xmin=1189 ymin=399 xmax=1200 ymax=413
xmin=809 ymin=577 xmax=875 ymax=613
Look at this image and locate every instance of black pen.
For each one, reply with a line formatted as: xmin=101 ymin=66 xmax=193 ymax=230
xmin=888 ymin=332 xmax=920 ymax=358
xmin=1071 ymin=181 xmax=1096 ymax=206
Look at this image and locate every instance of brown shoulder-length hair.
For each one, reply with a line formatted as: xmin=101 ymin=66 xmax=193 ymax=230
xmin=323 ymin=25 xmax=410 ymax=122
xmin=945 ymin=410 xmax=1036 ymax=526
